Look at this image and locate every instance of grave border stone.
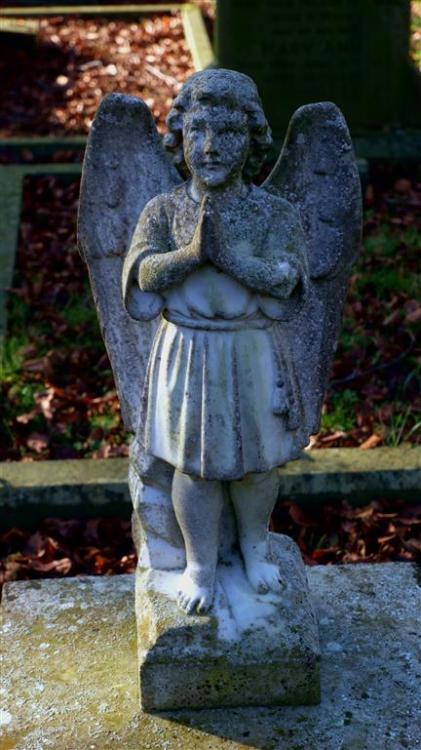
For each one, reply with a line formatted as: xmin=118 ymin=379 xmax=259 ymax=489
xmin=1 ymin=562 xmax=419 ymax=748
xmin=1 ymin=446 xmax=420 ymax=526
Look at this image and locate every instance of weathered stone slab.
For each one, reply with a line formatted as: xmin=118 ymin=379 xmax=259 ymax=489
xmin=137 ymin=533 xmax=320 ymax=710
xmin=0 ymin=166 xmax=23 ymax=347
xmin=216 ymin=0 xmax=421 ymax=138
xmin=1 ymin=446 xmax=420 ymax=525
xmin=2 ymin=563 xmax=420 ymax=749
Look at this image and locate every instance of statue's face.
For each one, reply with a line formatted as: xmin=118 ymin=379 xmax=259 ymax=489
xmin=183 ymin=105 xmax=250 ymax=188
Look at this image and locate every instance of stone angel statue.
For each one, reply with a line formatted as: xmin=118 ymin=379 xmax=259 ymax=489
xmin=78 ymin=69 xmax=361 ymax=624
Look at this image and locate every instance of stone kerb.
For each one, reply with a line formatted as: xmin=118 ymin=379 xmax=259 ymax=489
xmin=1 ymin=446 xmax=420 ymax=525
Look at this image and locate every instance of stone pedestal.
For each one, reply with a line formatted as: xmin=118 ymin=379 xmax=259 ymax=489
xmin=136 ymin=533 xmax=320 ymax=710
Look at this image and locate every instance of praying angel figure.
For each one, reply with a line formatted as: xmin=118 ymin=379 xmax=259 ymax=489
xmin=79 ymin=69 xmax=361 ymax=615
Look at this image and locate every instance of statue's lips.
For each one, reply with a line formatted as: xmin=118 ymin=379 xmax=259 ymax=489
xmin=200 ymin=162 xmax=223 ymax=169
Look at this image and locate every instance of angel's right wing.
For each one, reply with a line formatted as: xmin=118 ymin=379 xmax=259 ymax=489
xmin=78 ymin=93 xmax=182 ymax=432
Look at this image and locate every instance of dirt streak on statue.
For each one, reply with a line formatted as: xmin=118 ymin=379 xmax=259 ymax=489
xmin=122 ymin=70 xmax=309 ymax=614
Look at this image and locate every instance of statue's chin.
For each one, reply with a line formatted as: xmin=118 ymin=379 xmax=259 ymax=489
xmin=199 ymin=169 xmax=229 ymax=189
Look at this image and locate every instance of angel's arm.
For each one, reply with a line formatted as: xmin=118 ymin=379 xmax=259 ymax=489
xmin=204 ymin=200 xmax=305 ymax=300
xmin=125 ymin=197 xmax=207 ymax=294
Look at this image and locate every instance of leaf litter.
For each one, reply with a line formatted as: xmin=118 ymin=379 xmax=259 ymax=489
xmin=1 ymin=497 xmax=419 ymax=592
xmin=0 ymin=10 xmax=196 ymax=137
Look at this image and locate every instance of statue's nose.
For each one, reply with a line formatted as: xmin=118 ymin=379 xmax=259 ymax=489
xmin=203 ymin=133 xmax=218 ymax=155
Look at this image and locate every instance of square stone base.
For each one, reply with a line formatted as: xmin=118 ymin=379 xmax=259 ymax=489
xmin=136 ymin=533 xmax=320 ymax=710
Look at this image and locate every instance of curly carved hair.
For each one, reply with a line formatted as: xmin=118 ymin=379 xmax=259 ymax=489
xmin=163 ymin=69 xmax=272 ymax=181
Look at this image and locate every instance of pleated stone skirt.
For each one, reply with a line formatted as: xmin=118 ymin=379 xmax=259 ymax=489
xmin=138 ymin=316 xmax=298 ymax=481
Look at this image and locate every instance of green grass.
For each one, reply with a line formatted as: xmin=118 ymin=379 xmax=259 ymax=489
xmin=2 ymin=336 xmax=26 ymax=381
xmin=355 ymin=267 xmax=420 ymax=299
xmin=377 ymin=406 xmax=421 ymax=447
xmin=89 ymin=411 xmax=120 ymax=431
xmin=321 ymin=390 xmax=359 ymax=433
xmin=339 ymin=316 xmax=369 ymax=354
xmin=60 ymin=293 xmax=98 ymax=329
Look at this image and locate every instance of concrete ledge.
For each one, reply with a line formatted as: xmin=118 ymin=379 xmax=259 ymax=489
xmin=279 ymin=445 xmax=421 ymax=502
xmin=0 ymin=457 xmax=131 ymax=524
xmin=181 ymin=3 xmax=215 ymax=71
xmin=1 ymin=447 xmax=420 ymax=524
xmin=1 ymin=4 xmax=183 ymax=16
xmin=1 ymin=562 xmax=419 ymax=749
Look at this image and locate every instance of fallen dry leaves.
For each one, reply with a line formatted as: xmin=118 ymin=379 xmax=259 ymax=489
xmin=2 ymin=176 xmax=130 ymax=461
xmin=312 ymin=163 xmax=420 ymax=448
xmin=0 ymin=11 xmax=195 ymax=137
xmin=1 ymin=498 xmax=419 ymax=591
xmin=271 ymin=497 xmax=421 ymax=566
xmin=0 ymin=517 xmax=136 ymax=591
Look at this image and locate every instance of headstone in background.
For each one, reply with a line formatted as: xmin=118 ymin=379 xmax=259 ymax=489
xmin=216 ymin=0 xmax=421 ymax=142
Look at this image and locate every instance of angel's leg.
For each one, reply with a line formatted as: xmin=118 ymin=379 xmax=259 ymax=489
xmin=229 ymin=468 xmax=282 ymax=594
xmin=172 ymin=469 xmax=224 ymax=614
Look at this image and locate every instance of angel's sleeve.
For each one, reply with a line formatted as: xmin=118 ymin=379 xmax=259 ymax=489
xmin=122 ymin=197 xmax=168 ymax=319
xmin=259 ymin=202 xmax=309 ymax=322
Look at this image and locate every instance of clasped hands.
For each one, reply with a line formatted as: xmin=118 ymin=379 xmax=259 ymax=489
xmin=189 ymin=195 xmax=221 ymax=267
xmin=187 ymin=195 xmax=299 ymax=299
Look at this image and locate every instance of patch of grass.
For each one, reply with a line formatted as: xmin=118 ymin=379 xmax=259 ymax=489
xmin=2 ymin=336 xmax=27 ymax=381
xmin=60 ymin=293 xmax=98 ymax=329
xmin=378 ymin=406 xmax=421 ymax=447
xmin=89 ymin=411 xmax=120 ymax=432
xmin=355 ymin=267 xmax=419 ymax=299
xmin=9 ymin=294 xmax=30 ymax=328
xmin=7 ymin=381 xmax=40 ymax=413
xmin=363 ymin=225 xmax=420 ymax=259
xmin=321 ymin=390 xmax=359 ymax=433
xmin=363 ymin=228 xmax=400 ymax=258
xmin=58 ymin=293 xmax=102 ymax=348
xmin=339 ymin=316 xmax=369 ymax=354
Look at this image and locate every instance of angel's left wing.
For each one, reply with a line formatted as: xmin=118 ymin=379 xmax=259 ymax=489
xmin=78 ymin=93 xmax=182 ymax=432
xmin=263 ymin=102 xmax=362 ymax=436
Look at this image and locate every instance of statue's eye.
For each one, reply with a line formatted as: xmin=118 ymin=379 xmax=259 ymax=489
xmin=189 ymin=123 xmax=204 ymax=134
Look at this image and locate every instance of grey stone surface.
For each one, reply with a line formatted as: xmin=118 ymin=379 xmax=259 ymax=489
xmin=216 ymin=0 xmax=421 ymax=137
xmin=78 ymin=92 xmax=180 ymax=431
xmin=2 ymin=563 xmax=420 ymax=749
xmin=0 ymin=457 xmax=131 ymax=524
xmin=1 ymin=446 xmax=419 ymax=526
xmin=0 ymin=166 xmax=23 ymax=348
xmin=136 ymin=533 xmax=320 ymax=710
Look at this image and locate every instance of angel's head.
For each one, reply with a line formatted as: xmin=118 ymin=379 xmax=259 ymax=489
xmin=164 ymin=69 xmax=272 ymax=187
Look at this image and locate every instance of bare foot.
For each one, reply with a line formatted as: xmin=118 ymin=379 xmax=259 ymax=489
xmin=177 ymin=565 xmax=215 ymax=615
xmin=242 ymin=543 xmax=282 ymax=594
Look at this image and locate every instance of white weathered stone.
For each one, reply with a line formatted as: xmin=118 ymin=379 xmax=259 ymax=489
xmin=137 ymin=533 xmax=319 ymax=710
xmin=78 ymin=68 xmax=361 ymax=707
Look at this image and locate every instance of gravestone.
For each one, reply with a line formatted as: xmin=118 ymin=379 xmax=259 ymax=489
xmin=216 ymin=0 xmax=421 ymax=140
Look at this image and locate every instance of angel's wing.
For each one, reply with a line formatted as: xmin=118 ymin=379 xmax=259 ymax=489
xmin=78 ymin=93 xmax=182 ymax=432
xmin=264 ymin=102 xmax=362 ymax=435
